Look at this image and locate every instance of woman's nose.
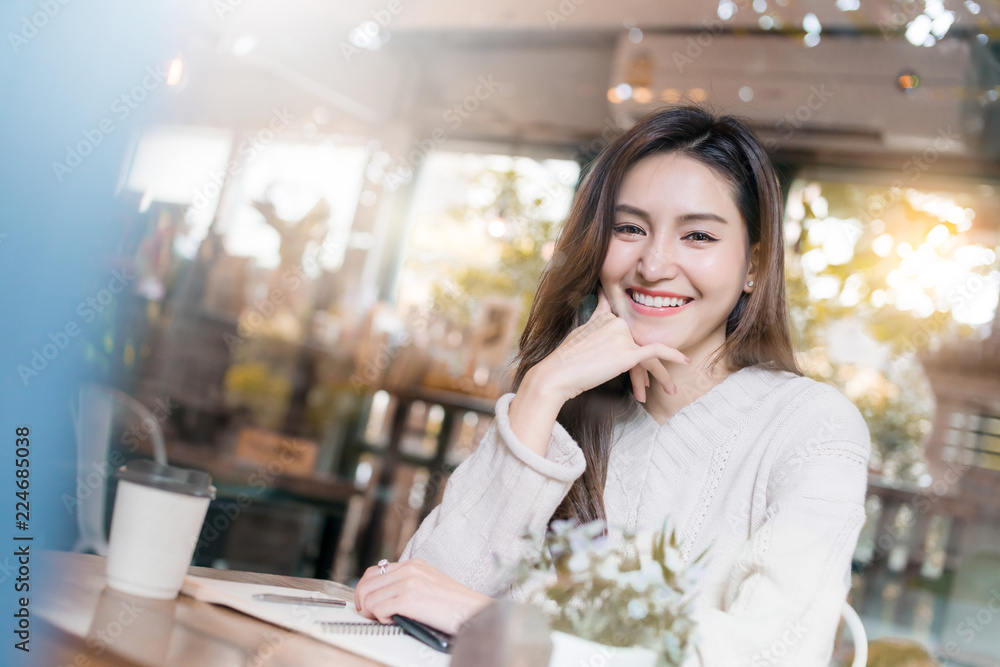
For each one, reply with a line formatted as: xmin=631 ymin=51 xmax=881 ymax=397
xmin=638 ymin=239 xmax=679 ymax=281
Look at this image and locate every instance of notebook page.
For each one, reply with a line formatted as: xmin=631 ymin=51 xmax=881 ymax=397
xmin=181 ymin=575 xmax=451 ymax=667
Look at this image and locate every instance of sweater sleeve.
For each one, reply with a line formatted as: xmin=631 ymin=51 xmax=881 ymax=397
xmin=684 ymin=384 xmax=871 ymax=667
xmin=399 ymin=391 xmax=586 ymax=597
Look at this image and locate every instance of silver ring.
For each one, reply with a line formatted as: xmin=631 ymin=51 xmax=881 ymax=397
xmin=378 ymin=559 xmax=389 ymax=574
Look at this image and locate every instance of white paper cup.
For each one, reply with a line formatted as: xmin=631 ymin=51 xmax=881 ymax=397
xmin=105 ymin=459 xmax=216 ymax=599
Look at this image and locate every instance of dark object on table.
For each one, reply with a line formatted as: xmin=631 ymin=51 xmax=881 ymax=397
xmin=451 ymin=600 xmax=553 ymax=667
xmin=392 ymin=614 xmax=452 ymax=653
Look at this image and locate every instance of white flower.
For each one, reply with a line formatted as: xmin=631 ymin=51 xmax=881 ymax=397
xmin=627 ymin=599 xmax=648 ymax=619
xmin=683 ymin=560 xmax=707 ymax=585
xmin=595 ymin=557 xmax=618 ymax=580
xmin=663 ymin=633 xmax=682 ymax=661
xmin=590 ymin=535 xmax=614 ymax=557
xmin=550 ymin=519 xmax=576 ymax=536
xmin=581 ymin=519 xmax=606 ymax=538
xmin=568 ymin=533 xmax=589 ymax=554
xmin=640 ymin=558 xmax=666 ymax=585
xmin=663 ymin=545 xmax=684 ymax=572
xmin=619 ymin=569 xmax=652 ymax=593
xmin=567 ymin=551 xmax=589 ymax=573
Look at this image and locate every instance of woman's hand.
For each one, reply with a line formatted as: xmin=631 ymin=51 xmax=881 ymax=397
xmin=353 ymin=558 xmax=493 ymax=635
xmin=537 ymin=285 xmax=689 ymax=404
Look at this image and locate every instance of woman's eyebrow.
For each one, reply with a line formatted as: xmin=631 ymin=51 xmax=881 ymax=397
xmin=677 ymin=212 xmax=729 ymax=224
xmin=615 ymin=204 xmax=728 ymax=225
xmin=614 ymin=204 xmax=651 ymax=221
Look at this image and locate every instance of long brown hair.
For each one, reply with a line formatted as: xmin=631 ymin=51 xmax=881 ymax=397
xmin=503 ymin=105 xmax=799 ymax=525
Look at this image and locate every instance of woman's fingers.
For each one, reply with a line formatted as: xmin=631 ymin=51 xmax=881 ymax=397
xmin=354 ymin=562 xmax=402 ymax=611
xmin=631 ymin=344 xmax=691 ymax=396
xmin=354 ymin=559 xmax=493 ymax=634
xmin=629 ymin=365 xmax=647 ymax=403
xmin=595 ymin=285 xmax=613 ymax=316
xmin=360 ymin=576 xmax=426 ymax=624
xmin=639 ymin=358 xmax=675 ymax=395
xmin=640 ymin=342 xmax=691 ymax=366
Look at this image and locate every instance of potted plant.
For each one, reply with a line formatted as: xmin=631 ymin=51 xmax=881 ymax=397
xmin=512 ymin=518 xmax=703 ymax=667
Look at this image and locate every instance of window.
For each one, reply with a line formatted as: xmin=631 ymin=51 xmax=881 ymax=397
xmin=943 ymin=411 xmax=1000 ymax=471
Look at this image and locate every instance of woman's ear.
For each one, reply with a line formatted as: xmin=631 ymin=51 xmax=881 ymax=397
xmin=744 ymin=243 xmax=760 ymax=293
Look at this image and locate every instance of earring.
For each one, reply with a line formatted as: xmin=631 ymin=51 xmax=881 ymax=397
xmin=747 ymin=280 xmax=754 ymax=287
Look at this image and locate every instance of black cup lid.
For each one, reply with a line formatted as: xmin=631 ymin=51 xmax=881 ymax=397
xmin=116 ymin=459 xmax=217 ymax=499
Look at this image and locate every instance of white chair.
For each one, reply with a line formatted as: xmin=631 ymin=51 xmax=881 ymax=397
xmin=70 ymin=384 xmax=168 ymax=556
xmin=841 ymin=601 xmax=868 ymax=667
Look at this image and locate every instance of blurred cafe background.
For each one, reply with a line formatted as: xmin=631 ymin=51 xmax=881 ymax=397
xmin=28 ymin=0 xmax=1000 ymax=664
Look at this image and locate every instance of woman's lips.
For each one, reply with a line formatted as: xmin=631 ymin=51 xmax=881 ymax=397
xmin=627 ymin=290 xmax=693 ymax=317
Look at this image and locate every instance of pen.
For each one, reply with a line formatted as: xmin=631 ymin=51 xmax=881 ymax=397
xmin=391 ymin=614 xmax=452 ymax=654
xmin=253 ymin=593 xmax=347 ymax=607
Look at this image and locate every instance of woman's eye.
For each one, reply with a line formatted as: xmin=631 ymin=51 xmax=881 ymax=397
xmin=685 ymin=231 xmax=716 ymax=242
xmin=614 ymin=224 xmax=643 ymax=235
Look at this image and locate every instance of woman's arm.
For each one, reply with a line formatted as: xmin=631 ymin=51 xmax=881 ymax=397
xmin=354 ymin=378 xmax=581 ymax=631
xmin=398 ymin=386 xmax=586 ymax=597
xmin=684 ymin=385 xmax=871 ymax=666
xmin=507 ymin=366 xmax=569 ymax=458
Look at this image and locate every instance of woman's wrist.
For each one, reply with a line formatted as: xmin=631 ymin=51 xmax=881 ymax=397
xmin=520 ymin=364 xmax=568 ymax=404
xmin=508 ymin=367 xmax=567 ymax=458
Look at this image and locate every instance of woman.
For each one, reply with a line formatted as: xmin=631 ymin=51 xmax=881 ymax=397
xmin=354 ymin=106 xmax=870 ymax=665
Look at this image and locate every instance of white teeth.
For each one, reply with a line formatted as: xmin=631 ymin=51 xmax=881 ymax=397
xmin=630 ymin=291 xmax=689 ymax=308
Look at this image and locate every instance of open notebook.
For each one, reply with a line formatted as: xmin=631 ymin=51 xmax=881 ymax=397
xmin=181 ymin=575 xmax=451 ymax=667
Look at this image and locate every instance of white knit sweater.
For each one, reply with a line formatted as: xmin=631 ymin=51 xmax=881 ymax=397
xmin=400 ymin=365 xmax=871 ymax=666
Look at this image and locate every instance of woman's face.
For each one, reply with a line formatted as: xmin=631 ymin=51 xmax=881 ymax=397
xmin=599 ymin=152 xmax=755 ymax=360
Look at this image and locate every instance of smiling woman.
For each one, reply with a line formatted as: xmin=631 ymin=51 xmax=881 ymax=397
xmin=601 ymin=153 xmax=754 ymax=379
xmin=353 ymin=106 xmax=871 ymax=666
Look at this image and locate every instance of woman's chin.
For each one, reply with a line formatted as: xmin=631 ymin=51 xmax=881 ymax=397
xmin=631 ymin=331 xmax=685 ymax=351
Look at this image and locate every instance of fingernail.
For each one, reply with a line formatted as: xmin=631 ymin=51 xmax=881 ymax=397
xmin=669 ymin=385 xmax=678 ymax=395
xmin=684 ymin=356 xmax=691 ymax=363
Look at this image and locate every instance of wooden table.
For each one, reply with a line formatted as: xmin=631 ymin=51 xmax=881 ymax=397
xmin=36 ymin=551 xmax=384 ymax=666
xmin=146 ymin=438 xmax=364 ymax=579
